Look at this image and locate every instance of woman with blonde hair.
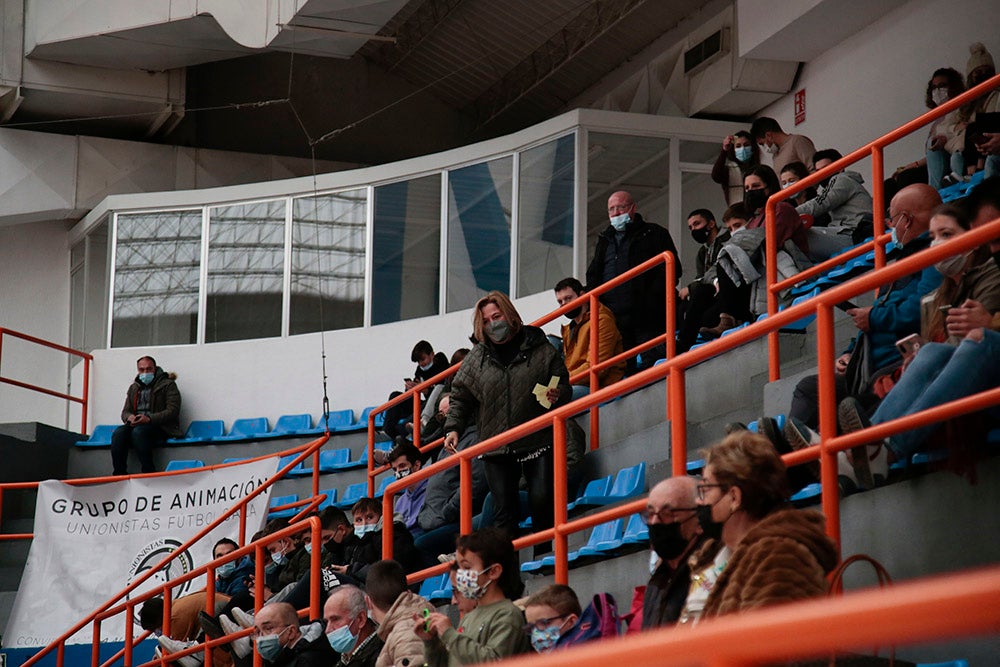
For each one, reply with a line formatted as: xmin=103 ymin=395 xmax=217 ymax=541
xmin=681 ymin=432 xmax=837 ymax=622
xmin=444 ymin=292 xmax=571 ymax=548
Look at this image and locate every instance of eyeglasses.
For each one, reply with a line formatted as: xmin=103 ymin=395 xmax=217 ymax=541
xmin=886 ymin=210 xmax=910 ymax=227
xmin=696 ymin=483 xmax=728 ymax=501
xmin=523 ymin=615 xmax=567 ymax=633
xmin=640 ymin=505 xmax=697 ymax=525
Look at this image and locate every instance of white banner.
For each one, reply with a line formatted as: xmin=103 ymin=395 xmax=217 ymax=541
xmin=4 ymin=457 xmax=279 ymax=648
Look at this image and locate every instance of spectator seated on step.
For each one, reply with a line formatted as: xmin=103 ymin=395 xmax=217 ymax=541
xmin=111 ymin=355 xmax=182 ymax=475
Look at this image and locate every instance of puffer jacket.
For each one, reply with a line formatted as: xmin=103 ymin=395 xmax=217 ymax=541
xmin=795 ymin=170 xmax=874 ymax=231
xmin=417 ymin=425 xmax=488 ymax=532
xmin=444 ymin=326 xmax=571 ymax=458
xmin=701 ymin=508 xmax=838 ymax=618
xmin=121 ymin=367 xmax=183 ymax=437
xmin=375 ymin=590 xmax=431 ymax=667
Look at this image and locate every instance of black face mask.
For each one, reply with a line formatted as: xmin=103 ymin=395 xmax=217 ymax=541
xmin=696 ymin=504 xmax=724 ymax=541
xmin=648 ymin=522 xmax=690 ymax=560
xmin=691 ymin=226 xmax=712 ymax=244
xmin=564 ymin=306 xmax=582 ymax=320
xmin=992 ymin=250 xmax=1000 ymax=272
xmin=744 ymin=188 xmax=768 ymax=212
xmin=818 ymin=176 xmax=833 ymax=189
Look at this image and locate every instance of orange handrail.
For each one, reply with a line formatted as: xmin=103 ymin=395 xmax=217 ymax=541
xmin=0 ymin=327 xmax=93 ymax=433
xmin=365 ymin=250 xmax=678 ymax=493
xmin=764 ymin=71 xmax=1000 ymax=381
xmin=20 ymin=433 xmax=330 ymax=667
xmin=382 ymin=217 xmax=1000 ymax=586
xmin=500 ymin=565 xmax=1000 ymax=667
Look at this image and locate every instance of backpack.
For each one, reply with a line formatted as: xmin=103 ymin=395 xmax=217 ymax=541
xmin=557 ymin=592 xmax=622 ymax=647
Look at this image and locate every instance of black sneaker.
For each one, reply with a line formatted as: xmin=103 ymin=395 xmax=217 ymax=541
xmin=837 ymin=397 xmax=885 ymax=490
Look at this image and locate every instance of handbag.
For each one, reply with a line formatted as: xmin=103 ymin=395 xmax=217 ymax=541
xmin=843 ymin=334 xmax=874 ymax=397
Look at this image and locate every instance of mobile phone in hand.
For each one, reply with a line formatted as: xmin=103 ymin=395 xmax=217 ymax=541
xmin=895 ymin=333 xmax=925 ymax=357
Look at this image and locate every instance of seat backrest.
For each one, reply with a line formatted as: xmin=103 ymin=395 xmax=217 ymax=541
xmin=317 ymin=489 xmax=338 ymax=510
xmin=341 ymin=482 xmax=367 ymax=505
xmin=165 ymin=459 xmax=205 ymax=471
xmin=586 ymin=519 xmax=624 ymax=546
xmin=269 ymin=494 xmax=298 ymax=508
xmin=320 ymin=448 xmax=351 ymax=467
xmin=322 ymin=409 xmax=354 ymax=429
xmin=273 ymin=414 xmax=312 ymax=433
xmin=186 ymin=420 xmax=225 ymax=439
xmin=609 ymin=462 xmax=646 ymax=497
xmin=277 ymin=454 xmax=301 ymax=471
xmin=622 ymin=514 xmax=647 ymax=540
xmin=581 ymin=476 xmax=613 ymax=498
xmin=82 ymin=424 xmax=116 ymax=444
xmin=375 ymin=475 xmax=395 ymax=497
xmin=229 ymin=417 xmax=269 ymax=437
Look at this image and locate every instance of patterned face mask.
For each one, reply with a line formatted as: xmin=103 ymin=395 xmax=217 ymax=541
xmin=454 ymin=566 xmax=494 ymax=599
xmin=530 ymin=625 xmax=561 ymax=652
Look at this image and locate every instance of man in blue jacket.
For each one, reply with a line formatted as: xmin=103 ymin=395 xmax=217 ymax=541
xmin=789 ymin=184 xmax=943 ymax=430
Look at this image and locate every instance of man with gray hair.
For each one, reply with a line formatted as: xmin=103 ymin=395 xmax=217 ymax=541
xmin=252 ymin=601 xmax=334 ymax=666
xmin=640 ymin=476 xmax=704 ymax=628
xmin=323 ymin=585 xmax=383 ymax=667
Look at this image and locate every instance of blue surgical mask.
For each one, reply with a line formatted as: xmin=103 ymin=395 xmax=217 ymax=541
xmin=305 ymin=541 xmax=322 ymax=555
xmin=326 ymin=623 xmax=358 ymax=654
xmin=418 ymin=361 xmax=434 ymax=371
xmin=217 ymin=561 xmax=237 ymax=579
xmin=271 ymin=550 xmax=287 ymax=566
xmin=734 ymin=146 xmax=752 ymax=163
xmin=530 ymin=625 xmax=562 ymax=653
xmin=255 ymin=626 xmax=289 ymax=661
xmin=138 ymin=372 xmax=155 ymax=385
xmin=610 ymin=212 xmax=630 ymax=232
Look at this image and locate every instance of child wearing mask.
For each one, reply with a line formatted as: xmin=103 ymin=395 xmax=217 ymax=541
xmin=521 ymin=585 xmax=582 ymax=653
xmin=414 ymin=528 xmax=530 ymax=666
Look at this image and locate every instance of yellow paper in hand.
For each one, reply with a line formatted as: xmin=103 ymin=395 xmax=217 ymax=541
xmin=532 ymin=375 xmax=560 ymax=409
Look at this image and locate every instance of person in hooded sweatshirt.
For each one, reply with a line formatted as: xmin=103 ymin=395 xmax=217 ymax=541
xmin=796 ymin=148 xmax=876 ymax=260
xmin=111 ymin=354 xmax=182 ymax=475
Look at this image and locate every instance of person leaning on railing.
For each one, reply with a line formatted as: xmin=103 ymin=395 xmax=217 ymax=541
xmin=678 ymin=432 xmax=837 ymax=624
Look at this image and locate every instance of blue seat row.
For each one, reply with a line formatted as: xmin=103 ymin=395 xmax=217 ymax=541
xmin=77 ymin=409 xmax=387 ymax=447
xmin=266 ymin=474 xmax=398 ymax=519
xmin=417 ymin=571 xmax=454 ymax=603
xmin=521 ymin=513 xmax=649 ymax=572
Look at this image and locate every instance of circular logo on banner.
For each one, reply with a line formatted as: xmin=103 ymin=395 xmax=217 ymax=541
xmin=127 ymin=538 xmax=195 ymax=602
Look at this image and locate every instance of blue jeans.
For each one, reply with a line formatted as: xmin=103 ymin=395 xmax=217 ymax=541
xmin=871 ymin=332 xmax=1000 ymax=459
xmin=570 ymin=384 xmax=590 ymax=401
xmin=111 ymin=424 xmax=166 ymax=475
xmin=925 ymin=149 xmax=966 ymax=188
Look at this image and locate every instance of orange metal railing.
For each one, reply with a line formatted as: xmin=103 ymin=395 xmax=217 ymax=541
xmin=380 ymin=217 xmax=1000 ymax=588
xmin=763 ymin=71 xmax=1000 ymax=382
xmin=0 ymin=327 xmax=93 ymax=433
xmin=18 ymin=434 xmax=330 ymax=667
xmin=364 ymin=250 xmax=677 ymax=493
xmin=501 ymin=565 xmax=1000 ymax=667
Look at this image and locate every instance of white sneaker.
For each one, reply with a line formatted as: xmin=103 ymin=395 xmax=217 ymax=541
xmin=219 ymin=614 xmax=252 ymax=659
xmin=156 ymin=636 xmax=203 ymax=667
xmin=230 ymin=607 xmax=255 ymax=629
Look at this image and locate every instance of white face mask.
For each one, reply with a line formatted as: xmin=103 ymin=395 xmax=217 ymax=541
xmin=418 ymin=361 xmax=434 ymax=371
xmin=762 ymin=142 xmax=777 ymax=155
xmin=609 ymin=212 xmax=630 ymax=232
xmin=930 ymin=239 xmax=970 ymax=277
xmin=931 ymin=87 xmax=949 ymax=106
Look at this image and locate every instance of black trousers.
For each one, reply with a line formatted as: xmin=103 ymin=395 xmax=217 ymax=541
xmin=481 ymin=450 xmax=554 ymax=539
xmin=111 ymin=424 xmax=166 ymax=475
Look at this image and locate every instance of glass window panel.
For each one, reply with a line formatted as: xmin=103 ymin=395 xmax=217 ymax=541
xmin=85 ymin=222 xmax=110 ymax=352
xmin=586 ymin=132 xmax=670 ymax=258
xmin=112 ymin=210 xmax=201 ymax=347
xmin=447 ymin=157 xmax=513 ymax=312
xmin=290 ymin=190 xmax=366 ymax=335
xmin=372 ymin=175 xmax=441 ymax=325
xmin=517 ymin=135 xmax=575 ymax=297
xmin=205 ymin=200 xmax=285 ymax=342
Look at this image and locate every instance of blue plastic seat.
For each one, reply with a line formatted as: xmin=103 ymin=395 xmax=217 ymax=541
xmin=429 ymin=573 xmax=454 ymax=602
xmin=277 ymin=454 xmax=308 ymax=476
xmin=77 ymin=424 xmax=116 ymax=447
xmin=419 ymin=572 xmax=444 ymax=599
xmin=222 ymin=457 xmax=248 ymax=464
xmin=336 ymin=482 xmax=368 ymax=509
xmin=577 ymin=518 xmax=626 ymax=556
xmin=213 ymin=417 xmax=270 ymax=441
xmin=686 ymin=458 xmax=704 ymax=473
xmin=317 ymin=488 xmax=338 ymax=510
xmin=915 ymin=661 xmax=968 ymax=667
xmin=374 ymin=475 xmax=395 ymax=498
xmin=355 ymin=442 xmax=393 ymax=467
xmin=271 ymin=414 xmax=313 ymax=436
xmin=317 ymin=409 xmax=355 ymax=432
xmin=167 ymin=419 xmax=225 ymax=444
xmin=781 ymin=291 xmax=820 ymax=333
xmin=790 ymin=482 xmax=822 ymax=505
xmin=604 ymin=462 xmax=646 ymax=502
xmin=622 ymin=513 xmax=649 ymax=545
xmin=165 ymin=459 xmax=205 ymax=471
xmin=318 ymin=448 xmax=352 ymax=472
xmin=567 ymin=475 xmax=613 ymax=510
xmin=268 ymin=494 xmax=299 ymax=519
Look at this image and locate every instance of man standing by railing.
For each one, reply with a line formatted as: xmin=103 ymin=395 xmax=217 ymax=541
xmin=111 ymin=355 xmax=182 ymax=475
xmin=586 ymin=190 xmax=682 ymax=370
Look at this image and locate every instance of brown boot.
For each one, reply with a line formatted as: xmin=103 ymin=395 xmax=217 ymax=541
xmin=699 ymin=313 xmax=738 ymax=339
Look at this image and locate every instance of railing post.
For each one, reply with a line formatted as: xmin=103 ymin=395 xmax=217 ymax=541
xmin=310 ymin=521 xmax=321 ymax=620
xmin=669 ymin=367 xmax=687 ymax=476
xmin=588 ymin=292 xmax=600 ymax=451
xmin=381 ymin=491 xmax=395 ymax=560
xmin=552 ymin=417 xmax=569 ymax=585
xmin=367 ymin=418 xmax=376 ymax=497
xmin=413 ymin=391 xmax=423 ymax=450
xmin=123 ymin=603 xmax=134 ymax=667
xmin=665 ymin=254 xmax=676 ymax=360
xmin=765 ymin=199 xmax=781 ymax=381
xmin=312 ymin=447 xmax=320 ymax=499
xmin=82 ymin=356 xmax=91 ymax=434
xmin=459 ymin=458 xmax=473 ymax=534
xmin=816 ymin=304 xmax=841 ymax=552
xmin=91 ymin=619 xmax=101 ymax=667
xmin=872 ymin=146 xmax=887 ymax=272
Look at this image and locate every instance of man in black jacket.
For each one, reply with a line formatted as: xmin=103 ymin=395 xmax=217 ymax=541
xmin=586 ymin=191 xmax=682 ymax=369
xmin=253 ymin=602 xmax=335 ymax=667
xmin=111 ymin=355 xmax=182 ymax=475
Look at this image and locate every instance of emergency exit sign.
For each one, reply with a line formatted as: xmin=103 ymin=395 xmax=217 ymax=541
xmin=794 ymin=89 xmax=806 ymax=125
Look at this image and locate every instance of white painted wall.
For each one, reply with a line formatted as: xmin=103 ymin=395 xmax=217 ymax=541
xmin=753 ymin=0 xmax=1000 ymax=184
xmin=72 ymin=291 xmax=561 ymax=433
xmin=0 ymin=220 xmax=73 ymax=426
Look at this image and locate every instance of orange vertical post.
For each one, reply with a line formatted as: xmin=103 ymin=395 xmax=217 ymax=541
xmin=460 ymin=458 xmax=473 ymax=534
xmin=412 ymin=391 xmax=422 ymax=450
xmin=765 ymin=199 xmax=781 ymax=381
xmin=366 ymin=418 xmax=376 ymax=497
xmin=871 ymin=146 xmax=887 ymax=272
xmin=552 ymin=417 xmax=569 ymax=584
xmin=82 ymin=357 xmax=91 ymax=434
xmin=91 ymin=619 xmax=101 ymax=667
xmin=665 ymin=255 xmax=676 ymax=360
xmin=816 ymin=305 xmax=841 ymax=551
xmin=588 ymin=292 xmax=600 ymax=451
xmin=669 ymin=367 xmax=687 ymax=477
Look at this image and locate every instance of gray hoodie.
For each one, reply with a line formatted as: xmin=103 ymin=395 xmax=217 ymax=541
xmin=795 ymin=170 xmax=873 ymax=231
